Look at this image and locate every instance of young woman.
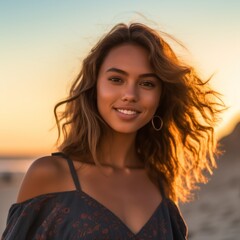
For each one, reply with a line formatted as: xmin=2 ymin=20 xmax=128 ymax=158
xmin=2 ymin=23 xmax=223 ymax=239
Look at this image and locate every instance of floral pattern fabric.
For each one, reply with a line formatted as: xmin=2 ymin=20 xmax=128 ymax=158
xmin=2 ymin=190 xmax=187 ymax=240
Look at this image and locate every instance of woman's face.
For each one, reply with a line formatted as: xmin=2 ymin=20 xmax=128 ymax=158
xmin=97 ymin=43 xmax=162 ymax=134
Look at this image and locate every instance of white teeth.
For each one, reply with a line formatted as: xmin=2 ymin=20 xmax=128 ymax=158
xmin=116 ymin=109 xmax=137 ymax=115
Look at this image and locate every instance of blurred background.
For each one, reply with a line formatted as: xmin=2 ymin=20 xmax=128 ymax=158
xmin=0 ymin=0 xmax=239 ymax=239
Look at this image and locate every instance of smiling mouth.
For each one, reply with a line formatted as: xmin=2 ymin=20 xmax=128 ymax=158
xmin=115 ymin=108 xmax=139 ymax=115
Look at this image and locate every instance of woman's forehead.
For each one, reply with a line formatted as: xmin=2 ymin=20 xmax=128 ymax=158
xmin=99 ymin=44 xmax=153 ymax=74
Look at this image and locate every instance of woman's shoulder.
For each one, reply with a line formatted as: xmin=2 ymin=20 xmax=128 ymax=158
xmin=16 ymin=154 xmax=70 ymax=203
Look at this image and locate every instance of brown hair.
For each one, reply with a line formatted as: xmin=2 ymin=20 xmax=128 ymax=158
xmin=54 ymin=23 xmax=224 ymax=203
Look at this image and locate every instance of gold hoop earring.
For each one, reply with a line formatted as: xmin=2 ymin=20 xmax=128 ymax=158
xmin=151 ymin=116 xmax=163 ymax=131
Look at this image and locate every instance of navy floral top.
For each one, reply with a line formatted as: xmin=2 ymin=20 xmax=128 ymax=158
xmin=2 ymin=153 xmax=187 ymax=240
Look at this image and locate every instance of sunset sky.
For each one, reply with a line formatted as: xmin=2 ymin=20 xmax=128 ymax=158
xmin=0 ymin=0 xmax=239 ymax=157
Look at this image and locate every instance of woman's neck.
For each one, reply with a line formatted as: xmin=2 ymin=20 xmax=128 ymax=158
xmin=97 ymin=131 xmax=143 ymax=169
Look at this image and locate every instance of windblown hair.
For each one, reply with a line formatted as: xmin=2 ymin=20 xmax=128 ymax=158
xmin=54 ymin=23 xmax=224 ymax=203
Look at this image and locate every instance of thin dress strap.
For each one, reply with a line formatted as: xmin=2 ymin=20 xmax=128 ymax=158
xmin=52 ymin=152 xmax=81 ymax=191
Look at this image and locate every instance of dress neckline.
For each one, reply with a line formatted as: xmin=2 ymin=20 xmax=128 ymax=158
xmin=79 ymin=189 xmax=165 ymax=236
xmin=12 ymin=189 xmax=165 ymax=237
xmin=51 ymin=152 xmax=165 ymax=235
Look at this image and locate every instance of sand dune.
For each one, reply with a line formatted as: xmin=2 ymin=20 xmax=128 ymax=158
xmin=180 ymin=154 xmax=240 ymax=239
xmin=180 ymin=122 xmax=240 ymax=239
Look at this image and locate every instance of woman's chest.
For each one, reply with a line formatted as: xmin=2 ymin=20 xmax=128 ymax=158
xmin=76 ymin=166 xmax=163 ymax=234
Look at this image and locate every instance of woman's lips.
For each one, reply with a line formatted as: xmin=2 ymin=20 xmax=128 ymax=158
xmin=115 ymin=108 xmax=138 ymax=115
xmin=114 ymin=107 xmax=141 ymax=120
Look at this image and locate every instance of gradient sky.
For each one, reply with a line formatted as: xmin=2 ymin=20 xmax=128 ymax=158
xmin=0 ymin=0 xmax=240 ymax=156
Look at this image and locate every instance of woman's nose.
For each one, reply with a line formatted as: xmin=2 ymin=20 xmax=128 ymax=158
xmin=121 ymin=84 xmax=139 ymax=102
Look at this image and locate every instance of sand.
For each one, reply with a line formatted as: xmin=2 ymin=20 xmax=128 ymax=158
xmin=180 ymin=154 xmax=240 ymax=239
xmin=0 ymin=155 xmax=239 ymax=239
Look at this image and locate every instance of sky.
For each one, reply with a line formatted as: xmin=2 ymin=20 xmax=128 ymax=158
xmin=0 ymin=0 xmax=240 ymax=157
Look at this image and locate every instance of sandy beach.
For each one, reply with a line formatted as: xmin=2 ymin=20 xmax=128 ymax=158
xmin=1 ymin=125 xmax=239 ymax=239
xmin=180 ymin=154 xmax=240 ymax=239
xmin=180 ymin=123 xmax=240 ymax=239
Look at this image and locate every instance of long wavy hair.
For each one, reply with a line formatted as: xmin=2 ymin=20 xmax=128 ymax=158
xmin=54 ymin=23 xmax=224 ymax=203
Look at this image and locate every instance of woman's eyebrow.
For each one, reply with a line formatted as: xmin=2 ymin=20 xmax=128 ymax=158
xmin=106 ymin=67 xmax=159 ymax=79
xmin=106 ymin=67 xmax=128 ymax=75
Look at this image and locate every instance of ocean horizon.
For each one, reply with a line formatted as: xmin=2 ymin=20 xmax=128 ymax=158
xmin=0 ymin=159 xmax=34 ymax=173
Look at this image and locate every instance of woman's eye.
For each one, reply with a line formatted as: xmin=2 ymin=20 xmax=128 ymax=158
xmin=140 ymin=81 xmax=155 ymax=88
xmin=108 ymin=77 xmax=122 ymax=83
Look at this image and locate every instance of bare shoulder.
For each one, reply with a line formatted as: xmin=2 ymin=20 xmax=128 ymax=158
xmin=17 ymin=155 xmax=69 ymax=203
